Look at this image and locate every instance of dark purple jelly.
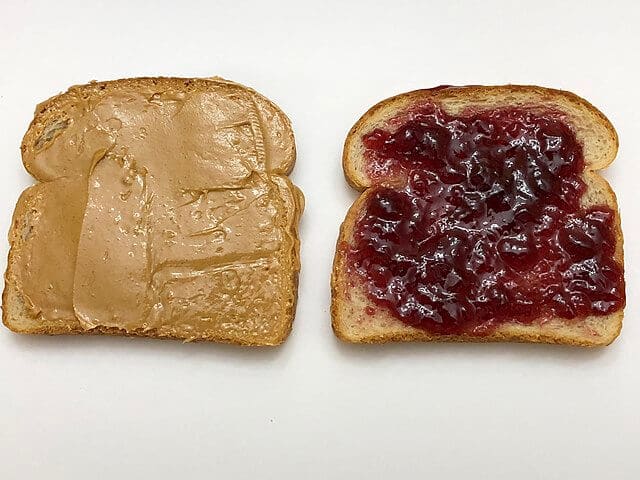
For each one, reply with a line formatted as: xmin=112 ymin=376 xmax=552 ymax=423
xmin=348 ymin=103 xmax=625 ymax=335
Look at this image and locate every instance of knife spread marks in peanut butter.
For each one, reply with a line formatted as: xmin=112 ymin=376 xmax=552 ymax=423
xmin=6 ymin=78 xmax=302 ymax=344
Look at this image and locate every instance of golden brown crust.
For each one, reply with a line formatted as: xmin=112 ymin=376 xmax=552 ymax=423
xmin=332 ymin=310 xmax=623 ymax=346
xmin=333 ymin=85 xmax=623 ymax=346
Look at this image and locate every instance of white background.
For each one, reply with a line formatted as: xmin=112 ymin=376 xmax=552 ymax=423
xmin=1 ymin=1 xmax=639 ymax=478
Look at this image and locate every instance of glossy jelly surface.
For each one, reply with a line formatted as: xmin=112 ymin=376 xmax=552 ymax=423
xmin=348 ymin=104 xmax=625 ymax=334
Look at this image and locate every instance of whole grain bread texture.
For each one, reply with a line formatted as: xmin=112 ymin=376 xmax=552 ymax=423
xmin=332 ymin=85 xmax=623 ymax=346
xmin=4 ymin=77 xmax=303 ymax=345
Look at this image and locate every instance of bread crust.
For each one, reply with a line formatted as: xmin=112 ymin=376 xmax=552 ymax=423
xmin=332 ymin=85 xmax=623 ymax=346
xmin=3 ymin=76 xmax=302 ymax=346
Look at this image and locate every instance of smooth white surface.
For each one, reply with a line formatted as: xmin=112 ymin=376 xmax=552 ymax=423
xmin=1 ymin=1 xmax=639 ymax=478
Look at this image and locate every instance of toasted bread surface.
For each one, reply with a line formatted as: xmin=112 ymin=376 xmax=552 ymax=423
xmin=4 ymin=77 xmax=303 ymax=346
xmin=332 ymin=85 xmax=623 ymax=346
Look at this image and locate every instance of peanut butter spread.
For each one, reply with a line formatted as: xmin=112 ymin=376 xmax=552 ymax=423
xmin=6 ymin=77 xmax=303 ymax=344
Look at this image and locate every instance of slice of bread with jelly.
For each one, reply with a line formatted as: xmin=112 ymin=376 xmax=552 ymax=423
xmin=332 ymin=86 xmax=624 ymax=346
xmin=4 ymin=77 xmax=303 ymax=345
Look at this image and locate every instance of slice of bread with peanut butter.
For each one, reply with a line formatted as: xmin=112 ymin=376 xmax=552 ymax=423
xmin=3 ymin=77 xmax=303 ymax=345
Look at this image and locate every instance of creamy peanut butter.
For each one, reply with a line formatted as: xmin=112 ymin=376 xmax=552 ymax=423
xmin=7 ymin=77 xmax=302 ymax=344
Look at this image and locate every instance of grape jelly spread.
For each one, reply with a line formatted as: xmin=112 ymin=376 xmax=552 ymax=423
xmin=348 ymin=103 xmax=625 ymax=335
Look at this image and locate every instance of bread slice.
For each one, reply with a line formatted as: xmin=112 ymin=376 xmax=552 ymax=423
xmin=332 ymin=85 xmax=624 ymax=346
xmin=3 ymin=77 xmax=303 ymax=345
